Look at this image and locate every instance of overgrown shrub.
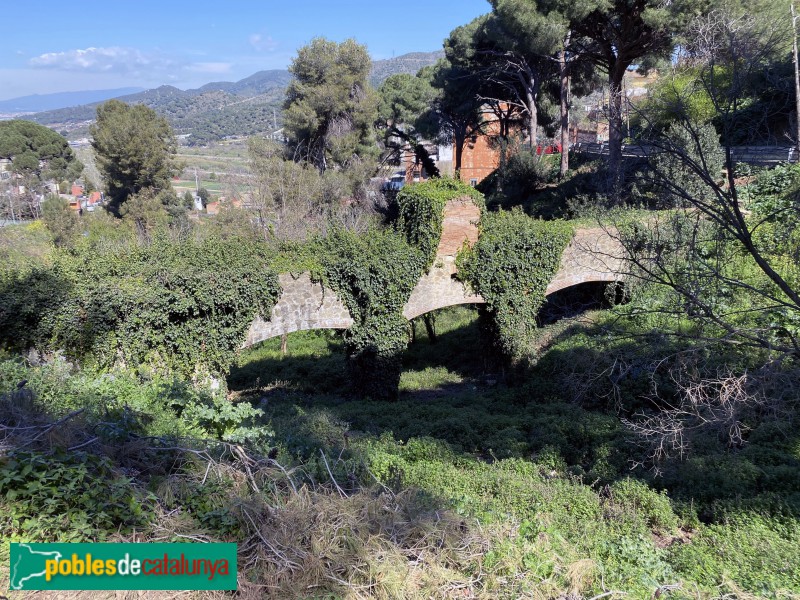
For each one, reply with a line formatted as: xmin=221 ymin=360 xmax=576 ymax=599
xmin=746 ymin=162 xmax=800 ymax=259
xmin=478 ymin=146 xmax=557 ymax=210
xmin=457 ymin=209 xmax=573 ymax=358
xmin=395 ymin=177 xmax=483 ymax=268
xmin=0 ymin=450 xmax=150 ymax=542
xmin=315 ymin=227 xmax=426 ymax=399
xmin=609 ymin=478 xmax=678 ymax=532
xmin=650 ymin=123 xmax=724 ymax=209
xmin=0 ymin=267 xmax=72 ymax=352
xmin=0 ymin=234 xmax=281 ymax=378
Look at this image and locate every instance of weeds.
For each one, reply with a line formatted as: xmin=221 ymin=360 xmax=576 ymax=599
xmin=1 ymin=305 xmax=799 ymax=597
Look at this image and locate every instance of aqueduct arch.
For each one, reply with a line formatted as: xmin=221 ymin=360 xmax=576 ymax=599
xmin=243 ymin=200 xmax=625 ymax=347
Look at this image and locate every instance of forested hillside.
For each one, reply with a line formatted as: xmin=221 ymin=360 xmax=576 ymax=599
xmin=24 ymin=53 xmax=443 ymax=145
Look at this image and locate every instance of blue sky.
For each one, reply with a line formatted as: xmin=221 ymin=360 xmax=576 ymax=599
xmin=0 ymin=0 xmax=490 ymax=100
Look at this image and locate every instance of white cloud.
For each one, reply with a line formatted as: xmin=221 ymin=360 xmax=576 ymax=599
xmin=29 ymin=46 xmax=175 ymax=75
xmin=249 ymin=34 xmax=278 ymax=52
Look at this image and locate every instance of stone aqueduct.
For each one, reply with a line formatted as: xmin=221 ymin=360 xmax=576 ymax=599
xmin=244 ymin=198 xmax=626 ymax=347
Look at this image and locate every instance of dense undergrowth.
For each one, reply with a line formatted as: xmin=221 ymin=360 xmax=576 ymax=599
xmin=2 ymin=165 xmax=800 ymax=598
xmin=2 ymin=305 xmax=799 ymax=598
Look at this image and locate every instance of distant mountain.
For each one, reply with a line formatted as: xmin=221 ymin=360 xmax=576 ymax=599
xmin=370 ymin=51 xmax=444 ymax=86
xmin=196 ymin=69 xmax=293 ymax=97
xmin=25 ymin=75 xmax=290 ymax=144
xmin=0 ymin=88 xmax=144 ymax=114
xmin=24 ymin=52 xmax=443 ymax=145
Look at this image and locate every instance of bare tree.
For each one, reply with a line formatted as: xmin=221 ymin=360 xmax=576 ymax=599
xmin=606 ymin=8 xmax=799 ymax=356
xmin=622 ymin=354 xmax=786 ymax=475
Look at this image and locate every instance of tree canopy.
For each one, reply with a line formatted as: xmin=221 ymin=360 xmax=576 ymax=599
xmin=416 ymin=59 xmax=487 ymax=174
xmin=562 ymin=0 xmax=705 ymax=183
xmin=376 ymin=73 xmax=440 ymax=173
xmin=0 ymin=120 xmax=83 ymax=183
xmin=90 ymin=100 xmax=178 ymax=214
xmin=283 ymin=37 xmax=379 ymax=173
xmin=444 ymin=9 xmax=561 ymax=149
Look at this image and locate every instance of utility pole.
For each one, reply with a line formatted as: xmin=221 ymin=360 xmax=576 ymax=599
xmin=792 ymin=2 xmax=800 ymax=156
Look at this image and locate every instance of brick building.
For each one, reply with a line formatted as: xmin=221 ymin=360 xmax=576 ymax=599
xmin=401 ymin=106 xmax=526 ymax=187
xmin=457 ymin=119 xmax=501 ymax=186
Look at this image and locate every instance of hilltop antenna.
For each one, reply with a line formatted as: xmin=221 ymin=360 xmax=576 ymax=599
xmin=194 ymin=168 xmax=199 ymax=193
xmin=272 ymin=108 xmax=277 ymax=131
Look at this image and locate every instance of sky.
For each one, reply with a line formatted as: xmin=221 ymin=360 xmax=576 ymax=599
xmin=0 ymin=0 xmax=490 ymax=101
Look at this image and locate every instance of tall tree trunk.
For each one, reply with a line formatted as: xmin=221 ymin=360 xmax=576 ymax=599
xmin=608 ymin=64 xmax=627 ymax=195
xmin=454 ymin=131 xmax=465 ymax=177
xmin=521 ymin=71 xmax=538 ymax=152
xmin=527 ymin=88 xmax=538 ymax=151
xmin=558 ymin=45 xmax=570 ymax=178
xmin=792 ymin=2 xmax=800 ymax=153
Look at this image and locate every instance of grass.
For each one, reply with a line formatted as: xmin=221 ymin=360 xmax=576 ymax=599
xmin=175 ymin=141 xmax=251 ymax=176
xmin=2 ymin=305 xmax=799 ymax=597
xmin=223 ymin=305 xmax=800 ymax=597
xmin=173 ymin=179 xmax=227 ymax=194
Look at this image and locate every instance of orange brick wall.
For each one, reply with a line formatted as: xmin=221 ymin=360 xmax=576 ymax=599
xmin=399 ymin=109 xmax=509 ymax=186
xmin=458 ymin=127 xmax=500 ymax=185
xmin=436 ymin=198 xmax=481 ymax=256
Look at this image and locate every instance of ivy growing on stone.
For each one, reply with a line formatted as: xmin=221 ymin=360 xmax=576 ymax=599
xmin=457 ymin=209 xmax=573 ymax=359
xmin=0 ymin=235 xmax=282 ymax=379
xmin=395 ymin=177 xmax=484 ymax=269
xmin=314 ymin=227 xmax=426 ymax=400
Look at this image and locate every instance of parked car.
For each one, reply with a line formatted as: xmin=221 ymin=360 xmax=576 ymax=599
xmin=380 ymin=175 xmax=405 ymax=192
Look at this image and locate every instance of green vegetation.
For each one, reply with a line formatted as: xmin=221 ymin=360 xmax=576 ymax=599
xmin=314 ymin=227 xmax=425 ymax=399
xmin=4 ymin=303 xmax=799 ymax=597
xmin=3 ymin=1 xmax=800 ymax=597
xmin=0 ymin=221 xmax=54 ymax=272
xmin=0 ymin=233 xmax=281 ymax=378
xmin=376 ymin=72 xmax=439 ymax=170
xmin=396 ymin=177 xmax=484 ymax=268
xmin=0 ymin=121 xmax=83 ymax=220
xmin=3 ymin=137 xmax=800 ymax=596
xmin=284 ymin=38 xmax=378 ymax=172
xmin=0 ymin=120 xmax=83 ymax=184
xmin=90 ymin=100 xmax=179 ymax=214
xmin=40 ymin=195 xmax=79 ymax=247
xmin=458 ymin=210 xmax=573 ymax=358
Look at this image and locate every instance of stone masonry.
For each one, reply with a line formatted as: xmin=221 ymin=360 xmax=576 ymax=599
xmin=243 ymin=200 xmax=625 ymax=347
xmin=404 ymin=197 xmax=482 ymax=320
xmin=245 ymin=273 xmax=353 ymax=346
xmin=546 ymin=227 xmax=625 ymax=295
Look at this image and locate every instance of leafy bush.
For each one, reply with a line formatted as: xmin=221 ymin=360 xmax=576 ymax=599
xmin=0 ymin=235 xmax=281 ymax=378
xmin=746 ymin=163 xmax=800 ymax=258
xmin=457 ymin=209 xmax=573 ymax=358
xmin=395 ymin=177 xmax=483 ymax=268
xmin=650 ymin=123 xmax=724 ymax=209
xmin=0 ymin=267 xmax=72 ymax=352
xmin=315 ymin=227 xmax=425 ymax=399
xmin=609 ymin=478 xmax=678 ymax=532
xmin=668 ymin=513 xmax=800 ymax=594
xmin=478 ymin=146 xmax=557 ymax=210
xmin=0 ymin=221 xmax=54 ymax=274
xmin=0 ymin=450 xmax=149 ymax=542
xmin=0 ymin=358 xmax=269 ymax=445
